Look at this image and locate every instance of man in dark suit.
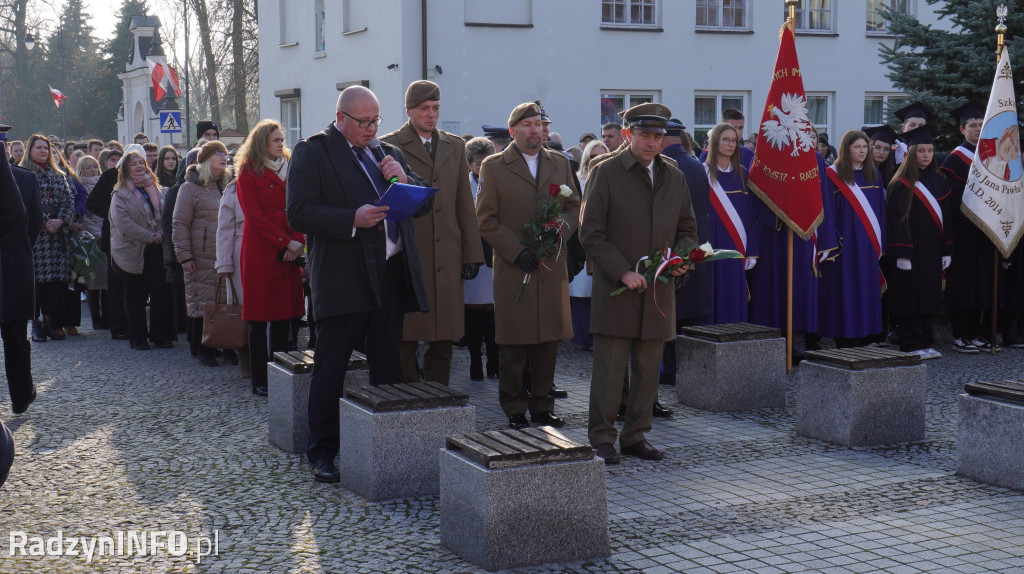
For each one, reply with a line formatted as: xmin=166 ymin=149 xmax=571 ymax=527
xmin=1 ymin=126 xmax=42 ymax=414
xmin=287 ymin=86 xmax=430 ymax=483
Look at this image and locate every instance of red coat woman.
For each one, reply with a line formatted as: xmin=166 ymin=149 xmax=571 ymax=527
xmin=236 ymin=158 xmax=305 ymax=322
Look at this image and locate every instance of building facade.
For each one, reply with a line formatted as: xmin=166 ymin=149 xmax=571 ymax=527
xmin=257 ymin=1 xmax=944 ymax=148
xmin=115 ymin=16 xmax=184 ymax=148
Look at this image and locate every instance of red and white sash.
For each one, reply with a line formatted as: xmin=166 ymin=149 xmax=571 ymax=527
xmin=704 ymin=164 xmax=747 ymax=257
xmin=909 ymin=179 xmax=943 ymax=235
xmin=827 ymin=167 xmax=882 ymax=257
xmin=828 ymin=167 xmax=885 ymax=289
xmin=950 ymin=145 xmax=974 ymax=165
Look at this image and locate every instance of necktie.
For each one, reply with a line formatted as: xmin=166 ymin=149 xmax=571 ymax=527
xmin=424 ymin=140 xmax=432 ymax=156
xmin=354 ymin=146 xmax=399 ymax=244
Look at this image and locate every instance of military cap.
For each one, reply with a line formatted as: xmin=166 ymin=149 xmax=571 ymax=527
xmin=508 ymin=102 xmax=543 ymax=128
xmin=897 ymin=124 xmax=938 ymax=147
xmin=482 ymin=125 xmax=511 ymax=141
xmin=621 ymin=102 xmax=672 ymax=134
xmin=405 ymin=80 xmax=441 ymax=109
xmin=665 ymin=118 xmax=686 ymax=137
xmin=534 ymin=100 xmax=551 ymax=123
xmin=893 ymin=101 xmax=935 ymax=124
xmin=862 ymin=124 xmax=897 ymax=145
xmin=950 ymin=100 xmax=985 ymax=125
xmin=0 ymin=123 xmax=10 ymax=141
xmin=579 ymin=132 xmax=598 ymax=144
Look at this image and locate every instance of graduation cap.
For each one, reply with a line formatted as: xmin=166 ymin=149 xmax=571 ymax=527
xmin=950 ymin=100 xmax=985 ymax=125
xmin=665 ymin=118 xmax=686 ymax=137
xmin=893 ymin=101 xmax=936 ymax=124
xmin=862 ymin=125 xmax=897 ymax=145
xmin=896 ymin=124 xmax=938 ymax=146
xmin=482 ymin=124 xmax=511 ymax=141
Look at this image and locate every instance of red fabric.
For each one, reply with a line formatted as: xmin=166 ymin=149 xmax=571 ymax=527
xmin=236 ymin=163 xmax=305 ymax=322
xmin=748 ymin=26 xmax=823 ymax=240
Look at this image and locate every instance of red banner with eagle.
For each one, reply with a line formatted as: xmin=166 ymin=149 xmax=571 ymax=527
xmin=747 ymin=25 xmax=823 ymax=240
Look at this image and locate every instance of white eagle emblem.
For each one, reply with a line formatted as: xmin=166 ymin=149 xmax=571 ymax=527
xmin=761 ymin=93 xmax=815 ymax=157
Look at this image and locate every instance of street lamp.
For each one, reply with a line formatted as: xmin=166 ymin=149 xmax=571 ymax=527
xmin=25 ymin=16 xmax=66 ymax=143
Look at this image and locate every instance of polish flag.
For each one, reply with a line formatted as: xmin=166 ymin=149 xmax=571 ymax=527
xmin=147 ymin=56 xmax=182 ymax=102
xmin=49 ymin=85 xmax=67 ymax=107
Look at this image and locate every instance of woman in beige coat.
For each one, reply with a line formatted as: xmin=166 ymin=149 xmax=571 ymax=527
xmin=173 ymin=141 xmax=231 ymax=366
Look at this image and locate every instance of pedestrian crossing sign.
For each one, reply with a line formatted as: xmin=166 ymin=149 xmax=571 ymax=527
xmin=160 ymin=111 xmax=182 ymax=134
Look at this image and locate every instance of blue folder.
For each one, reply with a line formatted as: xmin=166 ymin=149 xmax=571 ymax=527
xmin=376 ymin=182 xmax=439 ymax=221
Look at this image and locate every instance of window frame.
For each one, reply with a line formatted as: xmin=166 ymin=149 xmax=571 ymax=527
xmin=866 ymin=0 xmax=913 ymax=36
xmin=695 ymin=0 xmax=752 ymax=32
xmin=600 ymin=90 xmax=661 ymax=127
xmin=601 ymin=0 xmax=660 ymax=30
xmin=280 ymin=97 xmax=302 ymax=149
xmin=692 ymin=91 xmax=748 ymax=148
xmin=314 ymin=0 xmax=326 ymax=53
xmin=863 ymin=92 xmax=909 ymax=126
xmin=791 ymin=0 xmax=835 ymax=34
xmin=805 ymin=92 xmax=833 ymax=140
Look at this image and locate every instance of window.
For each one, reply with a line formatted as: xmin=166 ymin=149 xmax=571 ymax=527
xmin=314 ymin=0 xmax=326 ymax=52
xmin=696 ymin=0 xmax=749 ymax=30
xmin=465 ymin=0 xmax=533 ymax=27
xmin=281 ymin=97 xmax=301 ymax=148
xmin=600 ymin=91 xmax=658 ymax=125
xmin=278 ymin=0 xmax=288 ymax=45
xmin=693 ymin=92 xmax=746 ymax=147
xmin=864 ymin=93 xmax=909 ymax=125
xmin=790 ymin=0 xmax=834 ymax=33
xmin=867 ymin=0 xmax=911 ymax=34
xmin=602 ymin=0 xmax=658 ymax=28
xmin=805 ymin=93 xmax=832 ymax=137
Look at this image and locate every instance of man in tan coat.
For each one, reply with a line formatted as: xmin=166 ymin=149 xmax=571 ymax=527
xmin=477 ymin=102 xmax=581 ymax=429
xmin=382 ymin=81 xmax=484 ymax=385
xmin=580 ymin=103 xmax=698 ymax=464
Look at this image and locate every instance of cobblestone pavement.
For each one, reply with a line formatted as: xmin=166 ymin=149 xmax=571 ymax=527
xmin=2 ymin=311 xmax=1024 ymax=573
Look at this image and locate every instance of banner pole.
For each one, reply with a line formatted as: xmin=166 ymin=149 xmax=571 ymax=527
xmin=785 ymin=0 xmax=797 ymax=374
xmin=993 ymin=246 xmax=999 ymax=355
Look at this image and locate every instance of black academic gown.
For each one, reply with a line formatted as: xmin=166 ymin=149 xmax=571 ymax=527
xmin=885 ymin=170 xmax=954 ymax=315
xmin=940 ymin=142 xmax=993 ymax=311
xmin=662 ymin=143 xmax=711 ymax=322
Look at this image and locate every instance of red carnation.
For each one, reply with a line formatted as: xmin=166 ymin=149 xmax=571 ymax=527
xmin=549 ymin=184 xmax=560 ymax=197
xmin=689 ymin=248 xmax=706 ymax=263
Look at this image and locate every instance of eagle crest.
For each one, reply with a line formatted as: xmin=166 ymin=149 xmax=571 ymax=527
xmin=761 ymin=93 xmax=815 ymax=157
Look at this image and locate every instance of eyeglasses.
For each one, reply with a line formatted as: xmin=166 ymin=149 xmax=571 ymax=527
xmin=721 ymin=138 xmax=738 ymax=145
xmin=214 ymin=151 xmax=228 ymax=159
xmin=342 ymin=111 xmax=384 ymax=129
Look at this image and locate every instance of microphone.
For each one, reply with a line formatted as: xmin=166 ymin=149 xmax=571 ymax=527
xmin=369 ymin=138 xmax=399 ymax=184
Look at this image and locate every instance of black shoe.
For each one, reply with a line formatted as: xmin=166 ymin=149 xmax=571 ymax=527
xmin=31 ymin=325 xmax=47 ymax=343
xmin=252 ymin=386 xmax=268 ymax=397
xmin=653 ymin=402 xmax=674 ymax=418
xmin=310 ymin=459 xmax=340 ymax=483
xmin=530 ymin=412 xmax=565 ymax=428
xmin=508 ymin=413 xmax=530 ymax=429
xmin=12 ymin=385 xmax=36 ymax=414
xmin=470 ymin=359 xmax=483 ymax=381
xmin=616 ymin=405 xmax=626 ymax=422
xmin=111 ymin=332 xmax=130 ymax=341
xmin=92 ymin=320 xmax=109 ymax=330
xmin=453 ymin=337 xmax=468 ymax=348
xmin=621 ymin=440 xmax=664 ymax=461
xmin=197 ymin=354 xmax=220 ymax=367
xmin=222 ymin=349 xmax=239 ymax=365
xmin=550 ymin=387 xmax=568 ymax=398
xmin=486 ymin=361 xmax=499 ymax=379
xmin=131 ymin=340 xmax=151 ymax=351
xmin=153 ymin=340 xmax=174 ymax=349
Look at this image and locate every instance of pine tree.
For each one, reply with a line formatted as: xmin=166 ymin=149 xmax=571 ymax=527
xmin=881 ymin=0 xmax=1024 ymax=148
xmin=97 ymin=0 xmax=149 ymax=140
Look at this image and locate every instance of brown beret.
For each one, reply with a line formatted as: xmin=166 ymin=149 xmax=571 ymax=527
xmin=508 ymin=102 xmax=542 ymax=128
xmin=405 ymin=80 xmax=441 ymax=109
xmin=197 ymin=140 xmax=228 ymax=165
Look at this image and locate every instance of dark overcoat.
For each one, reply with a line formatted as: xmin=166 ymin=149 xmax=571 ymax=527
xmin=662 ymin=143 xmax=711 ymax=321
xmin=381 ymin=123 xmax=483 ymax=341
xmin=287 ymin=123 xmax=429 ymax=321
xmin=1 ymin=163 xmax=40 ymax=322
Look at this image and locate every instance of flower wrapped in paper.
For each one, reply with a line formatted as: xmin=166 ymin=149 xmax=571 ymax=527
xmin=515 ymin=184 xmax=573 ymax=302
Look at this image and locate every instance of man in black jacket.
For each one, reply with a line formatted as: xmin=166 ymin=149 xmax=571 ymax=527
xmin=287 ymin=86 xmax=429 ymax=483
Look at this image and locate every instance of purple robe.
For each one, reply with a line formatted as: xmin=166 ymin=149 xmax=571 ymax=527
xmin=748 ymin=153 xmax=838 ymax=332
xmin=707 ymin=165 xmax=758 ymax=324
xmin=818 ymin=167 xmax=886 ymax=338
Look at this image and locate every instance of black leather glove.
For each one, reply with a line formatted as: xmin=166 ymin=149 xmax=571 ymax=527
xmin=461 ymin=263 xmax=481 ymax=280
xmin=515 ymin=249 xmax=539 ymax=273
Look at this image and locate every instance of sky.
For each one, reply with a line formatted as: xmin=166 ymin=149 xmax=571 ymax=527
xmin=66 ymin=1 xmax=182 ymax=60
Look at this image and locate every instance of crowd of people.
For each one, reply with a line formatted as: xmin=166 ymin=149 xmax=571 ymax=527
xmin=2 ymin=83 xmax=1022 ymax=480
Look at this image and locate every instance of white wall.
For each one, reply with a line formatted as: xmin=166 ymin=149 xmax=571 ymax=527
xmin=258 ymin=1 xmax=947 ymax=145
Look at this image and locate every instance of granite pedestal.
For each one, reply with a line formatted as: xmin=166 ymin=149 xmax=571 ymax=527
xmin=676 ymin=327 xmax=786 ymax=412
xmin=439 ymin=447 xmax=609 ymax=571
xmin=267 ymin=355 xmax=368 ymax=454
xmin=338 ymin=395 xmax=474 ymax=501
xmin=796 ymin=360 xmax=926 ymax=447
xmin=958 ymin=393 xmax=1024 ymax=491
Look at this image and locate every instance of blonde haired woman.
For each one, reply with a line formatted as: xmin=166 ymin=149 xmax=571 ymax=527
xmin=233 ymin=119 xmax=305 ymax=396
xmin=173 ymin=140 xmax=233 ymax=366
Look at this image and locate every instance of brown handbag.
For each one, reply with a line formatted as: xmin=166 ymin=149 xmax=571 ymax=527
xmin=201 ymin=277 xmax=247 ymax=349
